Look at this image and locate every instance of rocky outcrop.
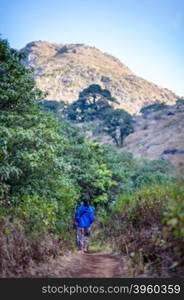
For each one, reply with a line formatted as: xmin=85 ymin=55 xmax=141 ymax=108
xmin=21 ymin=41 xmax=177 ymax=114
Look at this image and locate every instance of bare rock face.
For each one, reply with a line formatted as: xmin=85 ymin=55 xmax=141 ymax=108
xmin=21 ymin=40 xmax=177 ymax=114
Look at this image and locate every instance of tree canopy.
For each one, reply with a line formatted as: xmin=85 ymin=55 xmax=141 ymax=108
xmin=64 ymin=84 xmax=133 ymax=146
xmin=65 ymin=84 xmax=118 ymax=122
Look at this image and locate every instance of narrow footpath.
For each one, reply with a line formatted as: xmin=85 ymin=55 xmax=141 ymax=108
xmin=30 ymin=252 xmax=130 ymax=278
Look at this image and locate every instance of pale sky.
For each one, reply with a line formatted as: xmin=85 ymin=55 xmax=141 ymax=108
xmin=1 ymin=0 xmax=184 ymax=96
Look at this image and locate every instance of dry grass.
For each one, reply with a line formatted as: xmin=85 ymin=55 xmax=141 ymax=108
xmin=122 ymin=103 xmax=184 ymax=175
xmin=0 ymin=219 xmax=72 ymax=277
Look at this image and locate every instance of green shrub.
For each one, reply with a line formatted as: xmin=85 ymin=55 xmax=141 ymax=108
xmin=100 ymin=184 xmax=184 ymax=277
xmin=176 ymin=98 xmax=184 ymax=105
xmin=140 ymin=103 xmax=169 ymax=115
xmin=162 ymin=185 xmax=184 ymax=270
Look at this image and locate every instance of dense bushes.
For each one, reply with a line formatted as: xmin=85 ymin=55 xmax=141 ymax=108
xmin=176 ymin=98 xmax=184 ymax=105
xmin=0 ymin=38 xmax=181 ymax=277
xmin=100 ymin=145 xmax=173 ymax=200
xmin=0 ymin=38 xmax=119 ymax=275
xmin=0 ymin=39 xmax=133 ymax=276
xmin=0 ymin=38 xmax=78 ymax=275
xmin=0 ymin=90 xmax=79 ymax=237
xmin=140 ymin=103 xmax=169 ymax=116
xmin=162 ymin=185 xmax=184 ymax=272
xmin=0 ymin=39 xmax=42 ymax=111
xmin=0 ymin=39 xmax=115 ymax=234
xmin=99 ymin=184 xmax=184 ymax=277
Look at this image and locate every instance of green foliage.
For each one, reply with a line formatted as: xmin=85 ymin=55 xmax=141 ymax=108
xmin=62 ymin=138 xmax=116 ymax=205
xmin=176 ymin=98 xmax=184 ymax=105
xmin=102 ymin=145 xmax=173 ymax=199
xmin=1 ymin=38 xmax=137 ymax=238
xmin=42 ymin=100 xmax=63 ymax=113
xmin=102 ymin=109 xmax=134 ymax=146
xmin=100 ymin=184 xmax=184 ymax=276
xmin=64 ymin=84 xmax=134 ymax=146
xmin=133 ymin=158 xmax=173 ymax=188
xmin=0 ymin=38 xmax=42 ymax=112
xmin=0 ymin=39 xmax=78 ymax=274
xmin=0 ymin=111 xmax=79 ymax=234
xmin=140 ymin=102 xmax=169 ymax=115
xmin=162 ymin=184 xmax=184 ymax=267
xmin=0 ymin=38 xmax=181 ymax=277
xmin=65 ymin=84 xmax=117 ymax=122
xmin=0 ymin=38 xmax=79 ymax=236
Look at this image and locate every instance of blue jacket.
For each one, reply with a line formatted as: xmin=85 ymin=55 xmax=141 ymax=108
xmin=75 ymin=205 xmax=95 ymax=228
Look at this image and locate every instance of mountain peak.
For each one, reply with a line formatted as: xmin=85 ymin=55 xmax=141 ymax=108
xmin=21 ymin=41 xmax=177 ymax=114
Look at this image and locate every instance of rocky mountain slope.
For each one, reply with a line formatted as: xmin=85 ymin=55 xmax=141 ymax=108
xmin=122 ymin=101 xmax=184 ymax=175
xmin=121 ymin=101 xmax=184 ymax=175
xmin=21 ymin=40 xmax=177 ymax=114
xmin=77 ymin=101 xmax=184 ymax=176
xmin=21 ymin=41 xmax=183 ymax=175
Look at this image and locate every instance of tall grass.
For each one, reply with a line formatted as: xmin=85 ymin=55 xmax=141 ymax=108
xmin=0 ymin=218 xmax=75 ymax=277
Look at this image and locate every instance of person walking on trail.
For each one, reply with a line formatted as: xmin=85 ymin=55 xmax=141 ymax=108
xmin=74 ymin=199 xmax=95 ymax=253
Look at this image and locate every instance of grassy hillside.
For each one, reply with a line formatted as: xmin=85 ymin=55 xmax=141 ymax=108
xmin=122 ymin=101 xmax=184 ymax=176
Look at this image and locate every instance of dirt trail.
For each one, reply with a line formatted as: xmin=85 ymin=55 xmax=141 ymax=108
xmin=31 ymin=252 xmax=129 ymax=278
xmin=71 ymin=253 xmax=124 ymax=278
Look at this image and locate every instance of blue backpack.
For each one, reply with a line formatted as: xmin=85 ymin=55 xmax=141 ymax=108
xmin=75 ymin=205 xmax=95 ymax=228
